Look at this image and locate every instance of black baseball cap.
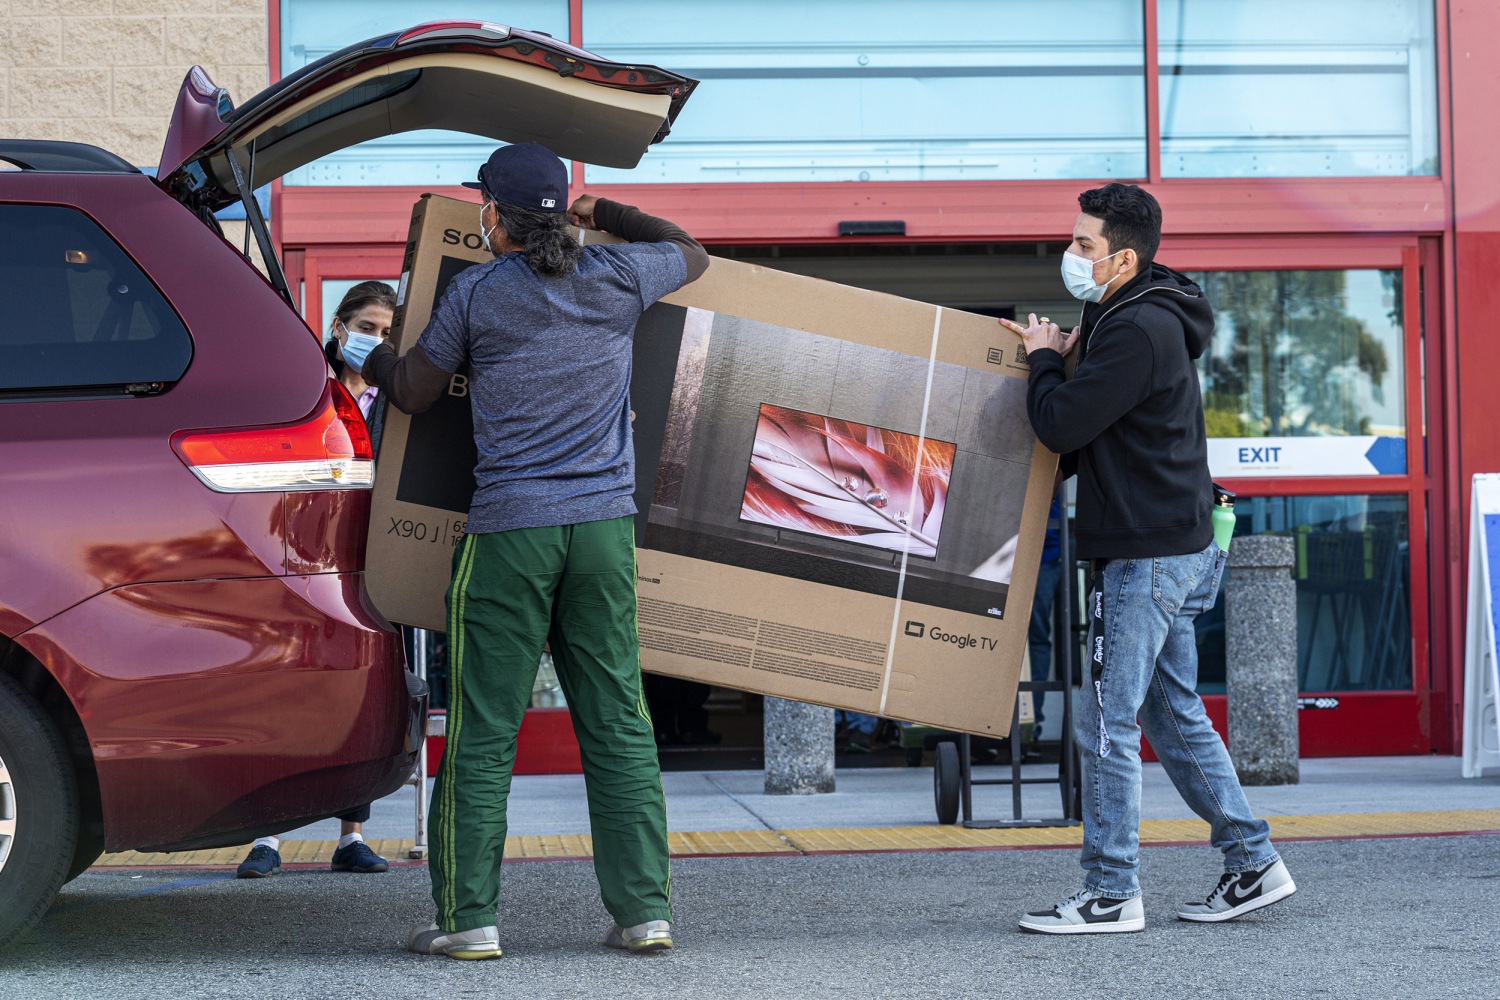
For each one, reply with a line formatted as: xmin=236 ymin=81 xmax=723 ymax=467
xmin=462 ymin=142 xmax=567 ymax=213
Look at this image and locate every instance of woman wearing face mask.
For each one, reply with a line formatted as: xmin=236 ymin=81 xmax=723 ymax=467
xmin=234 ymin=280 xmax=398 ymax=881
xmin=326 ymin=281 xmax=398 ymax=452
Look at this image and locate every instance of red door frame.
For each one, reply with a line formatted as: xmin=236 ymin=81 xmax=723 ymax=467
xmin=1162 ymin=239 xmax=1432 ymax=757
xmin=283 ymin=248 xmax=404 ymax=335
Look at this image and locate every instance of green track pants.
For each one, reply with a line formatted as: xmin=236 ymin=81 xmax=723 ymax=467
xmin=429 ymin=516 xmax=671 ymax=932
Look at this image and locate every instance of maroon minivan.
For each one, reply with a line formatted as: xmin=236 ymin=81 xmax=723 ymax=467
xmin=0 ymin=21 xmax=695 ymax=942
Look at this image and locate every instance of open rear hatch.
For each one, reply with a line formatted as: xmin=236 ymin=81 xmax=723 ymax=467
xmin=155 ymin=20 xmax=697 ymax=302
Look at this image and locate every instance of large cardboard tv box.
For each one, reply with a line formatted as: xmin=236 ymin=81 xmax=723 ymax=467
xmin=367 ymin=194 xmax=1055 ymax=737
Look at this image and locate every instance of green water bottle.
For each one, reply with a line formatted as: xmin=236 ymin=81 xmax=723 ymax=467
xmin=1211 ymin=483 xmax=1236 ymax=553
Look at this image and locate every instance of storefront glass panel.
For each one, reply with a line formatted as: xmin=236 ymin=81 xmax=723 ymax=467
xmin=1189 ymin=269 xmax=1406 ymax=477
xmin=584 ymin=0 xmax=1146 ymax=184
xmin=278 ymin=0 xmax=570 ymax=186
xmin=1158 ymin=0 xmax=1439 ymax=177
xmin=1194 ymin=494 xmax=1412 ymax=693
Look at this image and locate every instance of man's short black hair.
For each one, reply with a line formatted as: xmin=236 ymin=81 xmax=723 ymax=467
xmin=1077 ymin=183 xmax=1162 ymax=270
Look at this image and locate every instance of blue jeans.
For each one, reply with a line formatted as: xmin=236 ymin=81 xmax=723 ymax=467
xmin=1076 ymin=540 xmax=1278 ymax=898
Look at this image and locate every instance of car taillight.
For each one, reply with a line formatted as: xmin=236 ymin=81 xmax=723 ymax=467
xmin=172 ymin=379 xmax=374 ymax=493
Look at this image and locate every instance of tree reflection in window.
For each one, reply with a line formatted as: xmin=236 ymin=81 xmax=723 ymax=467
xmin=1189 ymin=269 xmax=1404 ymax=440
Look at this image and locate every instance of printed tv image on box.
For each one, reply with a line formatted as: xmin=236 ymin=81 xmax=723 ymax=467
xmin=740 ymin=404 xmax=954 ymax=560
xmin=630 ymin=304 xmax=1034 ymax=621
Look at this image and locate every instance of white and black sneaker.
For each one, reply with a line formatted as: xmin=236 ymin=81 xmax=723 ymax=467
xmin=1177 ymin=858 xmax=1296 ymax=922
xmin=1019 ymin=888 xmax=1145 ymax=934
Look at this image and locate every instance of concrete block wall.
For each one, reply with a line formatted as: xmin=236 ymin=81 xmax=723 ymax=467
xmin=0 ymin=0 xmax=269 ymax=169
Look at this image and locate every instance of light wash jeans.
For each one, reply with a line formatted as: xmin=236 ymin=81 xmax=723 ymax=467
xmin=1075 ymin=540 xmax=1279 ymax=898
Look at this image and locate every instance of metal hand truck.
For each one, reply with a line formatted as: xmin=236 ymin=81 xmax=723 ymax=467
xmin=931 ymin=488 xmax=1082 ymax=828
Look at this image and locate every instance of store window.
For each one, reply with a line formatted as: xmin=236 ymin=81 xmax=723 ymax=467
xmin=1190 ymin=269 xmax=1407 ymax=478
xmin=1158 ymin=0 xmax=1439 ymax=177
xmin=583 ymin=0 xmax=1147 ymax=184
xmin=278 ymin=0 xmax=569 ymax=185
xmin=1195 ymin=494 xmax=1411 ymax=693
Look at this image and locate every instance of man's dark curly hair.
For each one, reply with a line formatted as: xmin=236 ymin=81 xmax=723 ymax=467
xmin=1077 ymin=183 xmax=1162 ymax=271
xmin=489 ymin=199 xmax=583 ymax=277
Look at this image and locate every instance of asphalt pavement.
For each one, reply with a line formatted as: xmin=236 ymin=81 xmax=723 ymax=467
xmin=5 ymin=837 xmax=1499 ymax=999
xmin=2 ymin=756 xmax=1497 ymax=1000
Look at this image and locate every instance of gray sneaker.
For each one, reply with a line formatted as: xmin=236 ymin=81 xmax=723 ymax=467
xmin=1177 ymin=858 xmax=1296 ymax=922
xmin=1019 ymin=888 xmax=1145 ymax=934
xmin=603 ymin=919 xmax=674 ymax=953
xmin=405 ymin=922 xmax=502 ymax=960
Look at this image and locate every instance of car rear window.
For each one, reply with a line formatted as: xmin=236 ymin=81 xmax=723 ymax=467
xmin=0 ymin=203 xmax=191 ymax=394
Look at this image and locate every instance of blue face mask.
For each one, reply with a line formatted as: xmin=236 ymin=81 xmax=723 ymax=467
xmin=339 ymin=325 xmax=383 ymax=371
xmin=1061 ymin=249 xmax=1125 ymax=303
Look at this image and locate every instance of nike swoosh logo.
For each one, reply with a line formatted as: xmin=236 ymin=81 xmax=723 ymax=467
xmin=1083 ymin=899 xmax=1131 ymax=920
xmin=1227 ymin=869 xmax=1272 ymax=904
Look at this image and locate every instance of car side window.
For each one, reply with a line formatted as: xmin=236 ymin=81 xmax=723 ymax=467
xmin=0 ymin=203 xmax=192 ymax=395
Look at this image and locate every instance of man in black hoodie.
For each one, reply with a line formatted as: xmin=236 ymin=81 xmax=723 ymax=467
xmin=1004 ymin=184 xmax=1295 ymax=935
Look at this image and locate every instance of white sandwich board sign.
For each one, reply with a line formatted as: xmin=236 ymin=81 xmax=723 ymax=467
xmin=1462 ymin=474 xmax=1500 ymax=777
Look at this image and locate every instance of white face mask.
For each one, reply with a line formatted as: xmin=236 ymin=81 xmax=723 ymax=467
xmin=1061 ymin=248 xmax=1126 ymax=303
xmin=479 ymin=203 xmax=498 ymax=253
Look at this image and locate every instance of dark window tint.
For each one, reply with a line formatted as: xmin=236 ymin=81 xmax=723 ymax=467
xmin=0 ymin=204 xmax=191 ymax=393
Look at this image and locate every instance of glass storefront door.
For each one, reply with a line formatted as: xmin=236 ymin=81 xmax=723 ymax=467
xmin=1168 ymin=241 xmax=1430 ymax=754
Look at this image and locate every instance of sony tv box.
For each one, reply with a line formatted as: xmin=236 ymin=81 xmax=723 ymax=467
xmin=365 ymin=193 xmax=1055 ymax=737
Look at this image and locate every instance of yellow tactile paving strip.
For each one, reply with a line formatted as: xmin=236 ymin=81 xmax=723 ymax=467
xmin=93 ymin=809 xmax=1500 ymax=868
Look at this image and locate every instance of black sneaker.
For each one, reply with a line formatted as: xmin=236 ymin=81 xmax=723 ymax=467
xmin=330 ymin=839 xmax=389 ymax=873
xmin=235 ymin=845 xmax=282 ymax=878
xmin=1177 ymin=858 xmax=1295 ymax=922
xmin=1019 ymin=888 xmax=1145 ymax=934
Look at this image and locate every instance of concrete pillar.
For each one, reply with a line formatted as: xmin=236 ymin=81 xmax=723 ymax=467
xmin=1224 ymin=536 xmax=1300 ymax=785
xmin=763 ymin=697 xmax=835 ymax=794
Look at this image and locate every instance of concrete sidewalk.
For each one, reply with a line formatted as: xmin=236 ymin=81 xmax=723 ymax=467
xmin=288 ymin=754 xmax=1499 ymax=842
xmin=93 ymin=755 xmax=1499 ymax=867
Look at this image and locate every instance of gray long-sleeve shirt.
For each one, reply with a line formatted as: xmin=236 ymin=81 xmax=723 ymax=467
xmin=362 ymin=199 xmax=707 ymax=533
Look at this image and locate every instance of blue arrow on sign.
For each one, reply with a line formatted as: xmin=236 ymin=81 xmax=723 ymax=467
xmin=1364 ymin=436 xmax=1406 ymax=474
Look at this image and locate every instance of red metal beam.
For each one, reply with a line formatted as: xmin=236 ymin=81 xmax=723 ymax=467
xmin=278 ymin=176 xmax=1451 ymax=248
xmin=1143 ymin=0 xmax=1161 ymax=184
xmin=1449 ymin=0 xmax=1500 ymax=754
xmin=1403 ymin=248 xmax=1431 ymax=704
xmin=1426 ymin=236 xmax=1462 ymax=754
xmin=1142 ymin=691 xmax=1431 ymax=760
xmin=1215 ymin=476 xmax=1412 ymax=498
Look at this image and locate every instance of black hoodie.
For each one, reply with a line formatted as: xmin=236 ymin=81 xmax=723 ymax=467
xmin=1026 ymin=262 xmax=1216 ymax=561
